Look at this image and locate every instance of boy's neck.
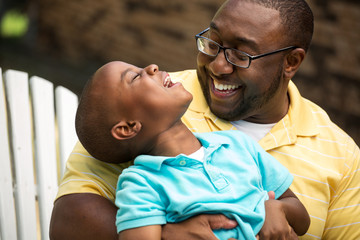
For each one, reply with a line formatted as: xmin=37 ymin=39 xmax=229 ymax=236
xmin=148 ymin=122 xmax=202 ymax=157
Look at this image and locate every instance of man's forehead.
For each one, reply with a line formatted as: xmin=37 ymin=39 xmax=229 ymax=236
xmin=211 ymin=1 xmax=282 ymax=48
xmin=209 ymin=21 xmax=258 ymax=49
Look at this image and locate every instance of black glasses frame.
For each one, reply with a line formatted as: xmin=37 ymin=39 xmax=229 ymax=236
xmin=195 ymin=28 xmax=297 ymax=69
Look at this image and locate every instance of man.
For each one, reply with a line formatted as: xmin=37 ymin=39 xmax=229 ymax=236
xmin=50 ymin=0 xmax=360 ymax=239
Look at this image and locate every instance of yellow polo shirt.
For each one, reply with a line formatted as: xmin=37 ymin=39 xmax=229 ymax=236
xmin=57 ymin=70 xmax=360 ymax=240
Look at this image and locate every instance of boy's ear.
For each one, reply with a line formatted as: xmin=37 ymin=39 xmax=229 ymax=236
xmin=111 ymin=120 xmax=142 ymax=140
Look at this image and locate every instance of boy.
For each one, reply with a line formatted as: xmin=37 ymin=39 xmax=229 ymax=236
xmin=75 ymin=61 xmax=310 ymax=240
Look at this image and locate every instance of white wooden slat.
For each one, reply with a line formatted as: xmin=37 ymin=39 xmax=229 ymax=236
xmin=4 ymin=70 xmax=38 ymax=240
xmin=30 ymin=76 xmax=59 ymax=240
xmin=55 ymin=86 xmax=78 ymax=177
xmin=0 ymin=68 xmax=18 ymax=240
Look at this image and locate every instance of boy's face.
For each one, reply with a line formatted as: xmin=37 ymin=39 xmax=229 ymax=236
xmin=94 ymin=61 xmax=193 ymax=133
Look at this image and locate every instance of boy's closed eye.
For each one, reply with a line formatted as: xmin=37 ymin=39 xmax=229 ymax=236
xmin=132 ymin=73 xmax=140 ymax=81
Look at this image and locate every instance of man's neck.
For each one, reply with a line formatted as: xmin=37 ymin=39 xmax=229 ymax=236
xmin=244 ymin=91 xmax=290 ymax=124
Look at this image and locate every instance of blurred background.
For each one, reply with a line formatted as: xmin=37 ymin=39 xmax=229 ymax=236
xmin=1 ymin=0 xmax=359 ymax=143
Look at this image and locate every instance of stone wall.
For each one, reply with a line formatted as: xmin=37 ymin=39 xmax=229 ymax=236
xmin=296 ymin=0 xmax=360 ymax=144
xmin=36 ymin=0 xmax=220 ymax=71
xmin=4 ymin=0 xmax=360 ymax=143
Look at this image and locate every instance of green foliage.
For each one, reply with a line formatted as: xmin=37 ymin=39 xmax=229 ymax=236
xmin=1 ymin=10 xmax=29 ymax=37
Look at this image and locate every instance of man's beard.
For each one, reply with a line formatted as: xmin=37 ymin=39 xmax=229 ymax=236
xmin=198 ymin=65 xmax=283 ymax=121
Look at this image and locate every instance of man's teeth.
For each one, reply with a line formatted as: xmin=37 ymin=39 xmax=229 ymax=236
xmin=214 ymin=81 xmax=240 ymax=91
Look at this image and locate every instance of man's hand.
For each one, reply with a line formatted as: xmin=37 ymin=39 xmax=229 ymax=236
xmin=162 ymin=214 xmax=238 ymax=240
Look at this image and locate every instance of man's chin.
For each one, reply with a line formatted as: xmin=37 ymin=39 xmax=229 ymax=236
xmin=209 ymin=105 xmax=238 ymax=121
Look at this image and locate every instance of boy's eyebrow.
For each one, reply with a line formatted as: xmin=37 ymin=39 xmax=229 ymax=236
xmin=120 ymin=68 xmax=132 ymax=82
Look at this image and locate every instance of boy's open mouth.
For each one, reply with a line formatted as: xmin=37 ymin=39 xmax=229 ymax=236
xmin=163 ymin=74 xmax=174 ymax=88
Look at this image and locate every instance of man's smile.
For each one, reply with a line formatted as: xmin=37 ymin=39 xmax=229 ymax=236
xmin=211 ymin=78 xmax=242 ymax=98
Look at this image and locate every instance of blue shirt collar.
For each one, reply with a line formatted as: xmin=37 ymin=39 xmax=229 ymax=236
xmin=134 ymin=132 xmax=230 ymax=171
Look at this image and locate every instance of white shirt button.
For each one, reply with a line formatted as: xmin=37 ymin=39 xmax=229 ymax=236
xmin=179 ymin=160 xmax=186 ymax=166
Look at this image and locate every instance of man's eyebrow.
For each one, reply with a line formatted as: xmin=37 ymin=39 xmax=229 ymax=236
xmin=209 ymin=22 xmax=219 ymax=32
xmin=209 ymin=22 xmax=259 ymax=51
xmin=120 ymin=68 xmax=132 ymax=82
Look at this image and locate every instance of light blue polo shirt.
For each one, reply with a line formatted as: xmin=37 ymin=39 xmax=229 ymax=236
xmin=115 ymin=130 xmax=293 ymax=240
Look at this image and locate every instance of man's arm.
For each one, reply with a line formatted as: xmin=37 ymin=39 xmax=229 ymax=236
xmin=119 ymin=215 xmax=239 ymax=240
xmin=119 ymin=225 xmax=162 ymax=240
xmin=50 ymin=193 xmax=118 ymax=240
xmin=162 ymin=215 xmax=238 ymax=240
xmin=278 ymin=189 xmax=310 ymax=235
xmin=50 ymin=193 xmax=238 ymax=240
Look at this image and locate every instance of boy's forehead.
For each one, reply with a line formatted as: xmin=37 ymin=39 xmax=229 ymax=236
xmin=92 ymin=61 xmax=135 ymax=88
xmin=97 ymin=61 xmax=133 ymax=76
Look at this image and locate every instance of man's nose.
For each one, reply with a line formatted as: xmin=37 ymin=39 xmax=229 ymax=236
xmin=209 ymin=50 xmax=234 ymax=75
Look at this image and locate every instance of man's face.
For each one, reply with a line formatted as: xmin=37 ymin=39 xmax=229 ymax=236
xmin=196 ymin=1 xmax=289 ymax=123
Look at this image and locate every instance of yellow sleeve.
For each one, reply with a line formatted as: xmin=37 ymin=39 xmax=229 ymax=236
xmin=56 ymin=141 xmax=133 ymax=203
xmin=322 ymin=138 xmax=360 ymax=239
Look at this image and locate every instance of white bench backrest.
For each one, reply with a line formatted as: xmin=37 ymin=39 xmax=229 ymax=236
xmin=55 ymin=86 xmax=79 ymax=176
xmin=0 ymin=68 xmax=78 ymax=240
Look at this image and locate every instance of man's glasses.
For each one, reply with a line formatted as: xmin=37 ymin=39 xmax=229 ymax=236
xmin=195 ymin=28 xmax=297 ymax=69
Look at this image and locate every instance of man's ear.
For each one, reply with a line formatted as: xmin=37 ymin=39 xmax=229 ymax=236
xmin=284 ymin=48 xmax=305 ymax=80
xmin=111 ymin=120 xmax=142 ymax=140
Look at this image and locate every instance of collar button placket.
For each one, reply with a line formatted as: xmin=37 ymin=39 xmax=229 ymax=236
xmin=204 ymin=156 xmax=229 ymax=191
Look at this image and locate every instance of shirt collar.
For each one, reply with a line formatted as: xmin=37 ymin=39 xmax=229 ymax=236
xmin=178 ymin=70 xmax=209 ymax=113
xmin=259 ymin=81 xmax=320 ymax=150
xmin=286 ymin=81 xmax=319 ymax=137
xmin=134 ymin=155 xmax=169 ymax=171
xmin=133 ymin=133 xmax=229 ymax=171
xmin=180 ymin=71 xmax=234 ymax=130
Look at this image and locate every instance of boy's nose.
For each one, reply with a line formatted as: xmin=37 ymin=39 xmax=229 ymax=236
xmin=144 ymin=64 xmax=159 ymax=75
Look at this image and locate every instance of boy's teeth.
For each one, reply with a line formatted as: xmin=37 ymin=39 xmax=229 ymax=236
xmin=164 ymin=76 xmax=172 ymax=87
xmin=214 ymin=80 xmax=240 ymax=91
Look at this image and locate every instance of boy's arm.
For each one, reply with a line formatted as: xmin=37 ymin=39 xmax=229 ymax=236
xmin=119 ymin=225 xmax=161 ymax=240
xmin=259 ymin=189 xmax=310 ymax=238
